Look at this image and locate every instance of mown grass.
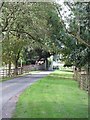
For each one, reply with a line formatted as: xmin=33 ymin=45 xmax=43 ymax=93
xmin=13 ymin=70 xmax=88 ymax=118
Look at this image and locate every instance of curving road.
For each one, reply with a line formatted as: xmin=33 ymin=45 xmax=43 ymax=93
xmin=0 ymin=71 xmax=52 ymax=119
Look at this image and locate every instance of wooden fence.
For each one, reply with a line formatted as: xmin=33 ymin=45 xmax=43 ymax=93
xmin=0 ymin=64 xmax=45 ymax=78
xmin=0 ymin=67 xmax=23 ymax=78
xmin=73 ymin=70 xmax=89 ymax=92
xmin=22 ymin=64 xmax=45 ymax=73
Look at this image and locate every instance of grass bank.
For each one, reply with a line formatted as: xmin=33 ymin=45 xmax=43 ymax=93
xmin=13 ymin=70 xmax=88 ymax=118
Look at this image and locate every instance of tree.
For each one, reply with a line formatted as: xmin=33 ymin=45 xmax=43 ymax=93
xmin=56 ymin=2 xmax=90 ymax=47
xmin=2 ymin=2 xmax=89 ymax=73
xmin=2 ymin=33 xmax=27 ymax=75
xmin=55 ymin=2 xmax=90 ymax=72
xmin=1 ymin=2 xmax=63 ymax=72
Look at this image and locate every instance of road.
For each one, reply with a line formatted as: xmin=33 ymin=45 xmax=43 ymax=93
xmin=0 ymin=71 xmax=52 ymax=119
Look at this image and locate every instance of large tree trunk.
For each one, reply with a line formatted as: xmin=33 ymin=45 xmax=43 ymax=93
xmin=14 ymin=51 xmax=21 ymax=75
xmin=14 ymin=59 xmax=18 ymax=75
xmin=8 ymin=61 xmax=11 ymax=76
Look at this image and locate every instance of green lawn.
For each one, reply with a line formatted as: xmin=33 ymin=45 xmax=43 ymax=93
xmin=13 ymin=70 xmax=88 ymax=118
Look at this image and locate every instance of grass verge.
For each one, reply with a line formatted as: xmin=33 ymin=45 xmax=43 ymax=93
xmin=13 ymin=70 xmax=88 ymax=118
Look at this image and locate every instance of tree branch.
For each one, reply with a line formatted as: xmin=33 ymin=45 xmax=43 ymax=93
xmin=56 ymin=4 xmax=90 ymax=47
xmin=0 ymin=2 xmax=4 ymax=10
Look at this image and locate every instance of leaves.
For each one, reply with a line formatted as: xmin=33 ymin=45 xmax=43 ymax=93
xmin=1 ymin=2 xmax=90 ymax=70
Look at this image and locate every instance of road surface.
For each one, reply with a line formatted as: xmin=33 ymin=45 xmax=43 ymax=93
xmin=0 ymin=71 xmax=52 ymax=119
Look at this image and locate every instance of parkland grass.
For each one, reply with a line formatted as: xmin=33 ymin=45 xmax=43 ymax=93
xmin=13 ymin=70 xmax=88 ymax=118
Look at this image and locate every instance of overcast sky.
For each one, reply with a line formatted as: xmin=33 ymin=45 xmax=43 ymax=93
xmin=56 ymin=0 xmax=71 ymax=28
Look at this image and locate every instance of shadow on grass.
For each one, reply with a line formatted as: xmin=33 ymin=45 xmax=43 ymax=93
xmin=49 ymin=74 xmax=73 ymax=80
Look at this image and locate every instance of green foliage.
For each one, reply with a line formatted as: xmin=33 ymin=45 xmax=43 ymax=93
xmin=1 ymin=2 xmax=90 ymax=70
xmin=2 ymin=34 xmax=27 ymax=65
xmin=1 ymin=2 xmax=61 ymax=67
xmin=58 ymin=2 xmax=90 ymax=69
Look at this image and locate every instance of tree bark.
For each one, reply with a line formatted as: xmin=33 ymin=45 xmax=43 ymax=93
xmin=14 ymin=50 xmax=21 ymax=75
xmin=8 ymin=61 xmax=11 ymax=76
xmin=14 ymin=59 xmax=18 ymax=75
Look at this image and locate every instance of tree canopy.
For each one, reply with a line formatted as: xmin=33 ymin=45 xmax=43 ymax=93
xmin=1 ymin=1 xmax=90 ymax=73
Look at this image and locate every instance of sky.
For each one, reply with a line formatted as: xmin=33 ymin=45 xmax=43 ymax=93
xmin=56 ymin=0 xmax=71 ymax=28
